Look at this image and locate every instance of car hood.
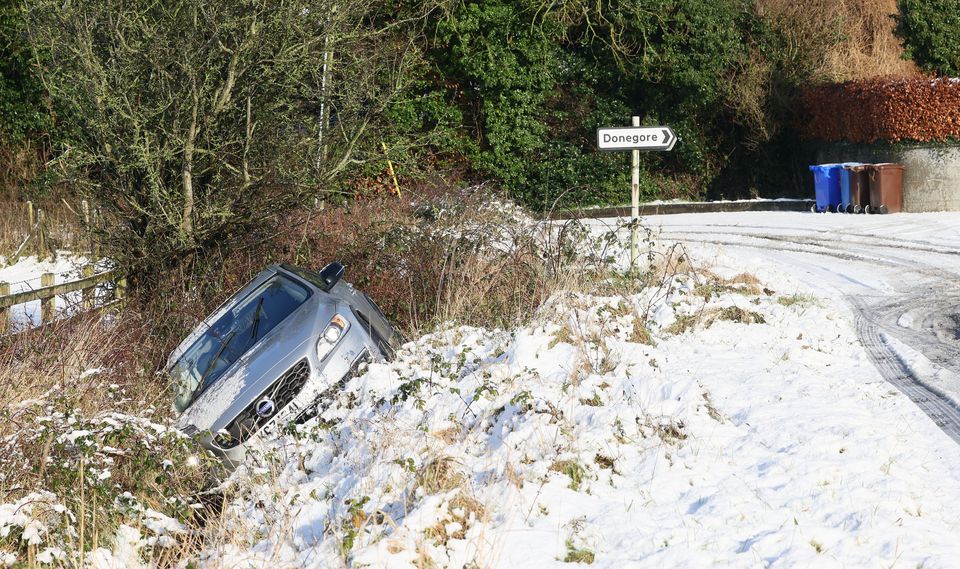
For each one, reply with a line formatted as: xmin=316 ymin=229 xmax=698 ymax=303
xmin=174 ymin=290 xmax=337 ymax=434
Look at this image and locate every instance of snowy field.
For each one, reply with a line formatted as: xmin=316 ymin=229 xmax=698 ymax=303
xmin=186 ymin=213 xmax=960 ymax=568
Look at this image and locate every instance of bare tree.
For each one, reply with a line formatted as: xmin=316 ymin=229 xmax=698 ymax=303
xmin=24 ymin=0 xmax=422 ymax=274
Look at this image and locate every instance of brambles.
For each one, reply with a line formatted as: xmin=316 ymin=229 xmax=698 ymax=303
xmin=0 ymin=409 xmax=217 ymax=564
xmin=628 ymin=317 xmax=655 ymax=345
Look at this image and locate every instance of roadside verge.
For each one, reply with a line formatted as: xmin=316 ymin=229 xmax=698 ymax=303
xmin=549 ymin=198 xmax=815 ymax=220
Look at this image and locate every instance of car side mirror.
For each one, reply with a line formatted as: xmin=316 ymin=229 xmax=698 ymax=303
xmin=318 ymin=262 xmax=345 ymax=291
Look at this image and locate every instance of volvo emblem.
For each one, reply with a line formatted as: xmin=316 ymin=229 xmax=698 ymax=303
xmin=255 ymin=398 xmax=276 ymax=418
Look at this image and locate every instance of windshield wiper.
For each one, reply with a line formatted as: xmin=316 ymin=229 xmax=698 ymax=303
xmin=197 ymin=329 xmax=237 ymax=394
xmin=250 ymin=297 xmax=265 ymax=341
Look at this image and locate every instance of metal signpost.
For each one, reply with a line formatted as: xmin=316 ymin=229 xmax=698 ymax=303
xmin=597 ymin=117 xmax=677 ymax=271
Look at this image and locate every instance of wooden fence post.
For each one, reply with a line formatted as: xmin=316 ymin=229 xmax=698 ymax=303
xmin=92 ymin=208 xmax=100 ymax=259
xmin=26 ymin=202 xmax=36 ymax=259
xmin=115 ymin=277 xmax=127 ymax=304
xmin=40 ymin=273 xmax=55 ymax=323
xmin=37 ymin=209 xmax=47 ymax=258
xmin=82 ymin=265 xmax=95 ymax=310
xmin=81 ymin=200 xmax=96 ymax=259
xmin=0 ymin=282 xmax=8 ymax=334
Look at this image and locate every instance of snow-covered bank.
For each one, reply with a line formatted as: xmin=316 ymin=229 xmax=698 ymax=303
xmin=196 ymin=266 xmax=960 ymax=568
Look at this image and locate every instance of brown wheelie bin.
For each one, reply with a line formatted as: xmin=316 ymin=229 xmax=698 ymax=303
xmin=844 ymin=164 xmax=871 ymax=213
xmin=866 ymin=163 xmax=904 ymax=214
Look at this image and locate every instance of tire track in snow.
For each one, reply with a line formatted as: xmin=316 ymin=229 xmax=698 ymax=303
xmin=850 ymin=295 xmax=960 ymax=444
xmin=651 ymin=233 xmax=909 ymax=270
xmin=865 ymin=293 xmax=960 ymax=376
xmin=659 ymin=227 xmax=960 ymax=259
xmin=600 ymin=219 xmax=960 ymax=444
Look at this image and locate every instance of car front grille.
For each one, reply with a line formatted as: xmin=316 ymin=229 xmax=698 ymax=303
xmin=216 ymin=358 xmax=311 ymax=449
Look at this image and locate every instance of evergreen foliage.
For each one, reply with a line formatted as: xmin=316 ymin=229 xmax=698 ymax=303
xmin=388 ymin=0 xmax=804 ymax=207
xmin=0 ymin=0 xmax=49 ymax=143
xmin=895 ymin=0 xmax=960 ymax=77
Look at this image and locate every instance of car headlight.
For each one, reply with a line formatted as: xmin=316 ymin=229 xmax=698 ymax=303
xmin=213 ymin=428 xmax=239 ymax=450
xmin=317 ymin=314 xmax=350 ymax=361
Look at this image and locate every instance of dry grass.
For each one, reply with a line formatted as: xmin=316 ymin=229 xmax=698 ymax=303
xmin=563 ymin=539 xmax=595 ymax=564
xmin=416 ymin=456 xmax=465 ymax=496
xmin=0 ymin=313 xmax=216 ymax=566
xmin=666 ymin=305 xmax=766 ymax=336
xmin=415 ymin=455 xmax=487 ymax=550
xmin=424 ymin=491 xmax=486 ymax=545
xmin=778 ymin=293 xmax=818 ymax=307
xmin=431 ymin=427 xmax=460 ymax=445
xmin=695 ymin=271 xmax=765 ymax=300
xmin=628 ymin=315 xmax=654 ymax=345
xmin=664 ymin=314 xmax=699 ymax=336
xmin=646 ymin=418 xmax=688 ymax=445
xmin=285 ymin=186 xmax=617 ymax=337
xmin=549 ymin=460 xmax=587 ymax=491
xmin=0 ymin=312 xmax=180 ymax=494
xmin=756 ymin=0 xmax=918 ymax=82
xmin=0 ymin=198 xmax=89 ymax=260
xmin=728 ymin=272 xmax=761 ymax=287
xmin=707 ymin=306 xmax=767 ymax=325
xmin=0 ymin=314 xmax=165 ymax=429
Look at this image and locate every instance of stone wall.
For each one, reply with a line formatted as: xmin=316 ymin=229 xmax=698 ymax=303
xmin=816 ymin=142 xmax=960 ymax=213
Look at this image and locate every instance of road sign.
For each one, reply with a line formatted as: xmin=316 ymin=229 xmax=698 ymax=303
xmin=596 ymin=119 xmax=678 ymax=272
xmin=596 ymin=126 xmax=676 ymax=152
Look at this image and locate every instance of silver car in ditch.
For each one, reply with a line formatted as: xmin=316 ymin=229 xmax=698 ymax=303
xmin=168 ymin=263 xmax=398 ymax=467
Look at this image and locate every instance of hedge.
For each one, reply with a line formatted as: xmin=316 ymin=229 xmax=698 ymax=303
xmin=801 ymin=76 xmax=960 ymax=143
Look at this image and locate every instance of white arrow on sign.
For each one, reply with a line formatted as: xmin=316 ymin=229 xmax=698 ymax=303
xmin=596 ymin=126 xmax=676 ymax=152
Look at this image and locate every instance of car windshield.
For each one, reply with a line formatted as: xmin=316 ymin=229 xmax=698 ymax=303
xmin=170 ymin=274 xmax=310 ymax=412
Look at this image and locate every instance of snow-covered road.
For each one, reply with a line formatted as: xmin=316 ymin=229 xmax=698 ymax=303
xmin=590 ymin=211 xmax=960 ymax=443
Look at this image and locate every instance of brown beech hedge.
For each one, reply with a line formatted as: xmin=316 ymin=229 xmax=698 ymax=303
xmin=801 ymin=76 xmax=960 ymax=143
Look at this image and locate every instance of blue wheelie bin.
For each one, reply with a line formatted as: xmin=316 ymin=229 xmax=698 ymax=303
xmin=809 ymin=163 xmax=844 ymax=213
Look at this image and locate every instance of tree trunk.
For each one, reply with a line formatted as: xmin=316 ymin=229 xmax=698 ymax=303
xmin=243 ymin=96 xmax=252 ymax=187
xmin=182 ymin=84 xmax=199 ymax=241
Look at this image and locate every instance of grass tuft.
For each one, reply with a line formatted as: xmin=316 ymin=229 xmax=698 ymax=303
xmin=778 ymin=293 xmax=818 ymax=307
xmin=711 ymin=306 xmax=766 ymax=325
xmin=550 ymin=460 xmax=587 ymax=491
xmin=563 ymin=539 xmax=595 ymax=564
